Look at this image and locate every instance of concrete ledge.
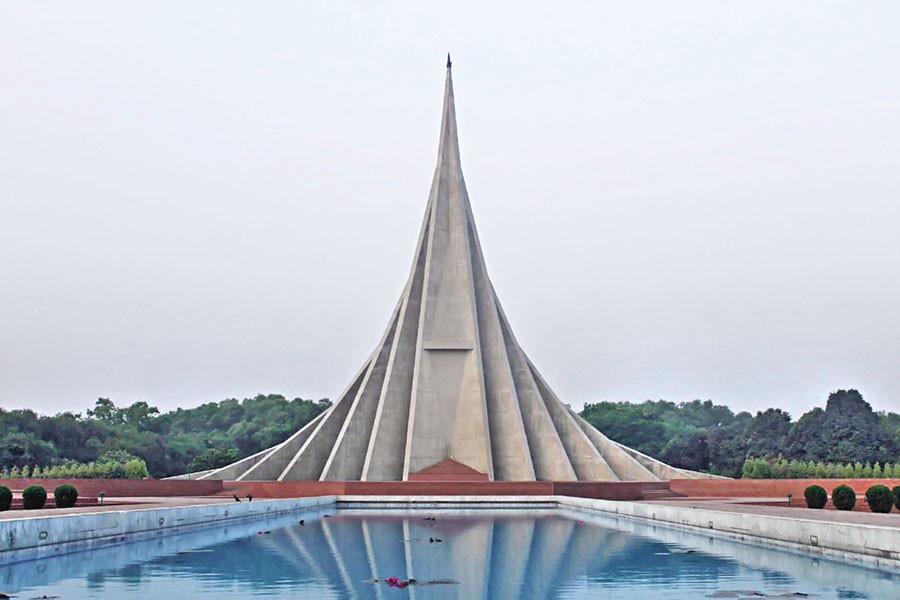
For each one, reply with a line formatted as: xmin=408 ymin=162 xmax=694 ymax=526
xmin=336 ymin=494 xmax=557 ymax=510
xmin=556 ymin=495 xmax=900 ymax=570
xmin=0 ymin=496 xmax=336 ymax=565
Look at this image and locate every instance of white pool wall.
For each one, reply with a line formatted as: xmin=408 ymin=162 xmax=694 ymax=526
xmin=0 ymin=496 xmax=336 ymax=565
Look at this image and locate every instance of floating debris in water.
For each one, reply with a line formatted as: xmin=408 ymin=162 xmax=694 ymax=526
xmin=367 ymin=577 xmax=457 ymax=588
xmin=429 ymin=537 xmax=443 ymax=543
xmin=298 ymin=519 xmax=305 ymax=525
xmin=176 ymin=550 xmax=214 ymax=555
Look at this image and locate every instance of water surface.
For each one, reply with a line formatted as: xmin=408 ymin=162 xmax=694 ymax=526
xmin=2 ymin=506 xmax=898 ymax=598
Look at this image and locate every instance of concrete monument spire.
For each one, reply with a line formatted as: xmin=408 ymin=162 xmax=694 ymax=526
xmin=191 ymin=61 xmax=713 ymax=482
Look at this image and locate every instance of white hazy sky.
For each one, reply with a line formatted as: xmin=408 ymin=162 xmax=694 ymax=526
xmin=2 ymin=1 xmax=898 ymax=418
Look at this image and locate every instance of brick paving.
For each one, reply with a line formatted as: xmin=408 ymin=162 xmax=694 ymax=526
xmin=649 ymin=496 xmax=900 ymax=528
xmin=0 ymin=496 xmax=231 ymax=520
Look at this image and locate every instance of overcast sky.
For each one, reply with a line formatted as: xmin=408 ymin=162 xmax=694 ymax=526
xmin=2 ymin=2 xmax=898 ymax=418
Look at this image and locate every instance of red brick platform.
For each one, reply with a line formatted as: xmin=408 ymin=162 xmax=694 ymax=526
xmin=3 ymin=478 xmax=898 ymax=509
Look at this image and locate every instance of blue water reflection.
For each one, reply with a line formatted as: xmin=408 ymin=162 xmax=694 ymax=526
xmin=2 ymin=506 xmax=898 ymax=598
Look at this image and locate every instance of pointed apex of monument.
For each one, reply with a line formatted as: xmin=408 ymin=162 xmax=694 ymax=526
xmin=446 ymin=53 xmax=452 ymax=68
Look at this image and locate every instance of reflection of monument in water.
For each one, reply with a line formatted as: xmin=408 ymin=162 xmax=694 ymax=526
xmin=196 ymin=58 xmax=712 ymax=482
xmin=5 ymin=509 xmax=893 ymax=598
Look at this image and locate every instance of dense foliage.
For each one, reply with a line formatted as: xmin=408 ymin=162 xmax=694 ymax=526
xmin=3 ymin=387 xmax=896 ymax=481
xmin=0 ymin=394 xmax=329 ymax=478
xmin=581 ymin=390 xmax=900 ymax=477
xmin=22 ymin=485 xmax=47 ymax=510
xmin=893 ymin=486 xmax=900 ymax=511
xmin=0 ymin=486 xmax=11 ymax=511
xmin=865 ymin=484 xmax=894 ymax=514
xmin=832 ymin=484 xmax=856 ymax=511
xmin=803 ymin=485 xmax=827 ymax=509
xmin=54 ymin=484 xmax=79 ymax=508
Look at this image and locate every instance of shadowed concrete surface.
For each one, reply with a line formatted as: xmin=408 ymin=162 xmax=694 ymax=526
xmin=185 ymin=62 xmax=714 ymax=483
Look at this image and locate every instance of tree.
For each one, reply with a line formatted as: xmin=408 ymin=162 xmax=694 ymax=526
xmin=121 ymin=402 xmax=160 ymax=431
xmin=744 ymin=409 xmax=792 ymax=458
xmin=87 ymin=398 xmax=128 ymax=425
xmin=187 ymin=448 xmax=239 ymax=472
xmin=660 ymin=431 xmax=709 ymax=472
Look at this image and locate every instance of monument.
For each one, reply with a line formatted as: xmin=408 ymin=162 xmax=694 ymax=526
xmin=195 ymin=59 xmax=712 ymax=482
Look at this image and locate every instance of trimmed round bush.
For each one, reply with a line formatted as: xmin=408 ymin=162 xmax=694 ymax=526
xmin=54 ymin=484 xmax=79 ymax=509
xmin=22 ymin=485 xmax=47 ymax=510
xmin=804 ymin=484 xmax=828 ymax=509
xmin=865 ymin=485 xmax=894 ymax=514
xmin=0 ymin=485 xmax=12 ymax=511
xmin=832 ymin=484 xmax=857 ymax=511
xmin=893 ymin=485 xmax=900 ymax=512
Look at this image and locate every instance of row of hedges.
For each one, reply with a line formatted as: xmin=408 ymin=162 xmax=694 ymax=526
xmin=744 ymin=458 xmax=900 ymax=479
xmin=804 ymin=484 xmax=900 ymax=513
xmin=0 ymin=458 xmax=149 ymax=480
xmin=0 ymin=484 xmax=79 ymax=511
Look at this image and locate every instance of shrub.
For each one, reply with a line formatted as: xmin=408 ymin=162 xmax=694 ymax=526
xmin=124 ymin=459 xmax=149 ymax=480
xmin=54 ymin=484 xmax=79 ymax=509
xmin=893 ymin=486 xmax=900 ymax=512
xmin=865 ymin=485 xmax=893 ymax=514
xmin=0 ymin=486 xmax=11 ymax=511
xmin=22 ymin=485 xmax=47 ymax=510
xmin=832 ymin=484 xmax=856 ymax=511
xmin=804 ymin=485 xmax=828 ymax=509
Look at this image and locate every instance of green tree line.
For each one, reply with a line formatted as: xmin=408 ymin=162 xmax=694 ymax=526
xmin=0 ymin=394 xmax=330 ymax=478
xmin=580 ymin=389 xmax=900 ymax=477
xmin=3 ymin=388 xmax=895 ymax=480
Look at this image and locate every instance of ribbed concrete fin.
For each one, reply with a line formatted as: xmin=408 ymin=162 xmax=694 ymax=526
xmin=196 ymin=443 xmax=279 ymax=480
xmin=614 ymin=442 xmax=718 ymax=479
xmin=528 ymin=360 xmax=618 ymax=480
xmin=496 ymin=297 xmax=576 ymax=481
xmin=321 ymin=305 xmax=402 ymax=480
xmin=277 ymin=367 xmax=367 ymax=480
xmin=236 ymin=409 xmax=330 ymax=480
xmin=403 ymin=60 xmax=492 ymax=478
xmin=568 ymin=409 xmax=658 ymax=481
xmin=468 ymin=216 xmax=535 ymax=481
xmin=362 ymin=220 xmax=431 ymax=480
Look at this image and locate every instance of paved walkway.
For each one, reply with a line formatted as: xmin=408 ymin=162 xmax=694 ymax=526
xmin=5 ymin=494 xmax=900 ymax=529
xmin=0 ymin=496 xmax=231 ymax=520
xmin=649 ymin=496 xmax=900 ymax=528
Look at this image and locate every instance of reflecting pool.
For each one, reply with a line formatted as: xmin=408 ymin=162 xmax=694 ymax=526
xmin=2 ymin=505 xmax=899 ymax=598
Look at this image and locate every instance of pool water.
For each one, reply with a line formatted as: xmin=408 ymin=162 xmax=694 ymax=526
xmin=2 ymin=506 xmax=898 ymax=599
